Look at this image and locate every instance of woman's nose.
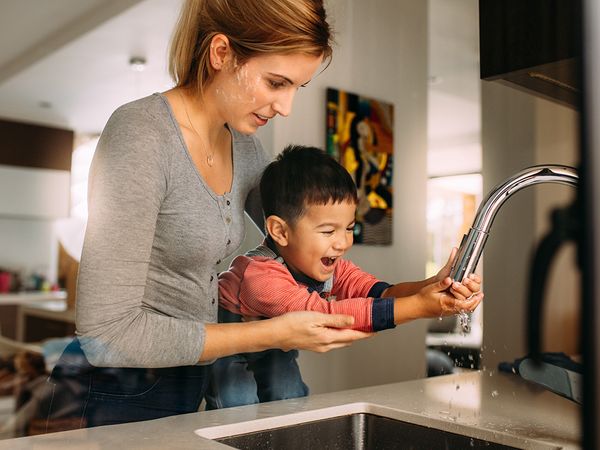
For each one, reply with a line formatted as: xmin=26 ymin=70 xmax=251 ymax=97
xmin=272 ymin=89 xmax=296 ymax=117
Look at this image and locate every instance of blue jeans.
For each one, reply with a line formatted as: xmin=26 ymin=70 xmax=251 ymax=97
xmin=41 ymin=338 xmax=210 ymax=430
xmin=204 ymin=308 xmax=309 ymax=410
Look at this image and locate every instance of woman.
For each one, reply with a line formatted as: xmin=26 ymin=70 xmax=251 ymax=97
xmin=43 ymin=0 xmax=371 ymax=431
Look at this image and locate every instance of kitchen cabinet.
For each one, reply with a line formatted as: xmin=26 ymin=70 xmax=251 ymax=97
xmin=0 ymin=292 xmax=68 ymax=340
xmin=479 ymin=0 xmax=581 ymax=109
xmin=0 ymin=119 xmax=73 ymax=219
xmin=17 ymin=301 xmax=75 ymax=343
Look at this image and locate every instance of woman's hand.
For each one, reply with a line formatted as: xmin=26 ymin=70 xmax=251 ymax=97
xmin=201 ymin=311 xmax=373 ymax=362
xmin=270 ymin=311 xmax=374 ymax=352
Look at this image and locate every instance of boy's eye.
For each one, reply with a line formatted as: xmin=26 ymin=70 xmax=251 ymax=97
xmin=321 ymin=230 xmax=335 ymax=236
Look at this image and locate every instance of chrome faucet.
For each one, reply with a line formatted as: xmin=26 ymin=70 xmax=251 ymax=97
xmin=450 ymin=165 xmax=579 ymax=283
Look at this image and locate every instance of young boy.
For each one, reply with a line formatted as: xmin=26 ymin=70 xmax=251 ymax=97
xmin=204 ymin=145 xmax=483 ymax=410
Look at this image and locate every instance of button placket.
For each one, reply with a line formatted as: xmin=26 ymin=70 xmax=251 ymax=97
xmin=223 ymin=195 xmax=232 ymax=247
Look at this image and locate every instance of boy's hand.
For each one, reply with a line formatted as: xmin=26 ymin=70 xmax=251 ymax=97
xmin=419 ymin=276 xmax=483 ymax=317
xmin=436 ymin=247 xmax=482 ymax=302
xmin=390 ymin=248 xmax=483 ymax=324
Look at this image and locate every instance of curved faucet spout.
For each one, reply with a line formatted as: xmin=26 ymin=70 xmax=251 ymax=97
xmin=450 ymin=165 xmax=579 ymax=282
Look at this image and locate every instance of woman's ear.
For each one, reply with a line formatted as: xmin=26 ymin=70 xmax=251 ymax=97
xmin=209 ymin=33 xmax=230 ymax=70
xmin=266 ymin=216 xmax=289 ymax=247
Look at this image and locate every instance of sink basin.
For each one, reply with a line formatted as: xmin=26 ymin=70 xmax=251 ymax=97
xmin=214 ymin=412 xmax=516 ymax=449
xmin=195 ymin=403 xmax=561 ymax=450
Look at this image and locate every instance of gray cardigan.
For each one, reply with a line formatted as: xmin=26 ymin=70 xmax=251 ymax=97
xmin=76 ymin=93 xmax=270 ymax=368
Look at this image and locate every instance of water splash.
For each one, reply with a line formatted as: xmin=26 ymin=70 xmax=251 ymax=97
xmin=458 ymin=310 xmax=471 ymax=333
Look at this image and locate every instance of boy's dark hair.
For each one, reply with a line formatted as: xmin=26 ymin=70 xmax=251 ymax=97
xmin=260 ymin=144 xmax=358 ymax=225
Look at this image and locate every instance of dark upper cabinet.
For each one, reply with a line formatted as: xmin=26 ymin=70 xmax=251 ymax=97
xmin=0 ymin=119 xmax=73 ymax=171
xmin=479 ymin=0 xmax=581 ymax=109
xmin=0 ymin=119 xmax=74 ymax=218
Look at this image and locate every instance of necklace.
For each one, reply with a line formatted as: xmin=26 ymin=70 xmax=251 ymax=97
xmin=178 ymin=89 xmax=215 ymax=167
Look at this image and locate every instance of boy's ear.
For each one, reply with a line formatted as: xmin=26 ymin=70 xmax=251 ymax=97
xmin=266 ymin=215 xmax=289 ymax=247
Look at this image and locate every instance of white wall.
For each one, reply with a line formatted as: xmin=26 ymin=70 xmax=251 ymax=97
xmin=0 ymin=218 xmax=58 ymax=283
xmin=481 ymin=82 xmax=579 ymax=370
xmin=0 ymin=164 xmax=70 ymax=285
xmin=253 ymin=0 xmax=430 ymax=394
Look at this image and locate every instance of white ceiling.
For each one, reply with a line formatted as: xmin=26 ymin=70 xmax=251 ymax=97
xmin=0 ymin=0 xmax=182 ymax=134
xmin=0 ymin=0 xmax=481 ymax=172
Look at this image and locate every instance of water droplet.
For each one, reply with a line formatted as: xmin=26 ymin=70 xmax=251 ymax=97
xmin=458 ymin=311 xmax=471 ymax=333
xmin=491 ymin=390 xmax=499 ymax=398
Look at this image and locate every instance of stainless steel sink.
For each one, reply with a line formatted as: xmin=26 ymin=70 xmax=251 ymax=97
xmin=214 ymin=412 xmax=519 ymax=450
xmin=195 ymin=403 xmax=561 ymax=449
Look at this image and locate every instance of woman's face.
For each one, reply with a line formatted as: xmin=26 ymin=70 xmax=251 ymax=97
xmin=211 ymin=52 xmax=323 ymax=134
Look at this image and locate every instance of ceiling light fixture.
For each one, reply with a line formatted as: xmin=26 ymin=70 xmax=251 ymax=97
xmin=129 ymin=56 xmax=147 ymax=72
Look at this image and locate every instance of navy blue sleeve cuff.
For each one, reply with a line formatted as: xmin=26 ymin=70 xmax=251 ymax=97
xmin=371 ymin=297 xmax=396 ymax=331
xmin=368 ymin=281 xmax=392 ymax=298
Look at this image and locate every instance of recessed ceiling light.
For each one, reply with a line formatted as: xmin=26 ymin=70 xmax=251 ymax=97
xmin=129 ymin=56 xmax=147 ymax=72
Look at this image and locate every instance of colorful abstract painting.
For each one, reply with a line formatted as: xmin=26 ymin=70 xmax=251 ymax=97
xmin=326 ymin=87 xmax=394 ymax=245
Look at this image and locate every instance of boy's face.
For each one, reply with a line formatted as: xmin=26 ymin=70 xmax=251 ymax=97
xmin=279 ymin=200 xmax=356 ymax=282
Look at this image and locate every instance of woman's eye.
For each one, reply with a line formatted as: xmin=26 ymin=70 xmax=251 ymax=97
xmin=268 ymin=79 xmax=286 ymax=89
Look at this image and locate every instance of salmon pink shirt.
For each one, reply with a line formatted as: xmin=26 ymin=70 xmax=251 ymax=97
xmin=218 ymin=242 xmax=396 ymax=332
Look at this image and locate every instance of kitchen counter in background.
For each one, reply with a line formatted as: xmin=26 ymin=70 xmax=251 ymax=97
xmin=0 ymin=370 xmax=580 ymax=449
xmin=0 ymin=291 xmax=66 ymax=305
xmin=0 ymin=291 xmax=72 ymax=342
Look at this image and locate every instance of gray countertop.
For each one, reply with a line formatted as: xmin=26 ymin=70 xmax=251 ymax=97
xmin=0 ymin=370 xmax=580 ymax=449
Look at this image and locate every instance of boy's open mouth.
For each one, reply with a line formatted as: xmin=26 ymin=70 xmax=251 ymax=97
xmin=321 ymin=256 xmax=337 ymax=267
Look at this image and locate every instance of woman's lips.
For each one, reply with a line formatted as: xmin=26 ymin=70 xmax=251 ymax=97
xmin=254 ymin=113 xmax=269 ymax=126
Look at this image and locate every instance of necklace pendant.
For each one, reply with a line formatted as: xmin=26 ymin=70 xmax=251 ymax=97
xmin=206 ymin=153 xmax=214 ymax=167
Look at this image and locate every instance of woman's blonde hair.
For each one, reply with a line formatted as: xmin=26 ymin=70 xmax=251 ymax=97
xmin=168 ymin=0 xmax=332 ymax=94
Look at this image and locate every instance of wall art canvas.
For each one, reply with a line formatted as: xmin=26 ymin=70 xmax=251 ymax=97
xmin=326 ymin=87 xmax=394 ymax=245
